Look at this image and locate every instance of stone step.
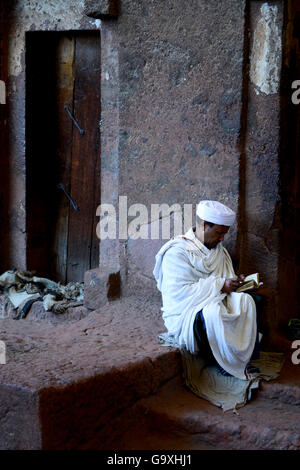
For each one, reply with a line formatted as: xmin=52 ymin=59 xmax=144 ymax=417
xmin=0 ymin=294 xmax=299 ymax=450
xmin=112 ymin=374 xmax=300 ymax=450
xmin=0 ymin=296 xmax=182 ymax=450
xmin=94 ymin=352 xmax=300 ymax=450
xmin=259 ymin=357 xmax=300 ymax=405
xmin=162 ymin=339 xmax=300 ymax=407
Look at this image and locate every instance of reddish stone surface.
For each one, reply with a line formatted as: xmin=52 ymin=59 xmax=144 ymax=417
xmin=1 ymin=0 xmax=297 ymax=344
xmin=0 ymin=296 xmax=180 ymax=449
xmin=259 ymin=356 xmax=300 ymax=406
xmin=0 ymin=293 xmax=299 ymax=450
xmin=110 ymin=367 xmax=300 ymax=450
xmin=118 ymin=0 xmax=245 ymax=297
xmin=0 ymin=384 xmax=41 ymax=450
xmin=0 ymin=0 xmax=299 ymax=451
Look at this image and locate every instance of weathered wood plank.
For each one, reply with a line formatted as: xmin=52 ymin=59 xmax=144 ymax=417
xmin=67 ymin=32 xmax=101 ymax=282
xmin=50 ymin=34 xmax=75 ymax=283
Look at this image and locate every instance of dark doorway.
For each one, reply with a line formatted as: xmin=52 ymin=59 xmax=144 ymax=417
xmin=278 ymin=1 xmax=300 ymax=327
xmin=26 ymin=31 xmax=100 ymax=283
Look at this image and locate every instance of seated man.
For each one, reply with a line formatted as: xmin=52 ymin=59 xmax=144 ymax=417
xmin=153 ymin=200 xmax=260 ymax=380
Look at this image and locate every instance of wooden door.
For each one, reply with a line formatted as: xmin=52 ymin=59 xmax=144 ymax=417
xmin=26 ymin=31 xmax=101 ymax=283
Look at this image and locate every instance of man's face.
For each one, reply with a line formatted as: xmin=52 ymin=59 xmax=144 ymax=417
xmin=204 ymin=223 xmax=229 ymax=249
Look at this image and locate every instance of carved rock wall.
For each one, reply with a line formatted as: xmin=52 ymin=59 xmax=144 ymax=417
xmin=117 ymin=0 xmax=246 ymax=296
xmin=0 ymin=0 xmax=297 ymax=338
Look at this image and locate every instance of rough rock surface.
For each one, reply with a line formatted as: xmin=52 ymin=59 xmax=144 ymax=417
xmin=0 ymin=295 xmax=180 ymax=449
xmin=83 ymin=0 xmax=119 ymax=18
xmin=0 ymin=294 xmax=299 ymax=450
xmin=0 ymin=296 xmax=172 ymax=389
xmin=105 ymin=360 xmax=300 ymax=451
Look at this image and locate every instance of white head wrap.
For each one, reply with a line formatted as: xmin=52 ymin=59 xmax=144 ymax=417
xmin=196 ymin=200 xmax=236 ymax=226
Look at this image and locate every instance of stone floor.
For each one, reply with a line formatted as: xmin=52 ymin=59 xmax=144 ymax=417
xmin=108 ymin=362 xmax=300 ymax=450
xmin=0 ymin=295 xmax=180 ymax=449
xmin=0 ymin=294 xmax=299 ymax=450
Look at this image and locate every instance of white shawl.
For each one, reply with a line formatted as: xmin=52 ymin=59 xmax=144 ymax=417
xmin=153 ymin=228 xmax=257 ymax=380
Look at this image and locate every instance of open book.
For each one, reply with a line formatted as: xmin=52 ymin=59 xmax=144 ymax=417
xmin=236 ymin=273 xmax=262 ymax=293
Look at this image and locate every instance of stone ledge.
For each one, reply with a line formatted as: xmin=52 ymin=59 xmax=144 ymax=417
xmin=0 ymin=296 xmax=181 ymax=449
xmin=112 ymin=372 xmax=300 ymax=450
xmin=1 ymin=294 xmax=295 ymax=449
xmin=0 ymin=384 xmax=41 ymax=450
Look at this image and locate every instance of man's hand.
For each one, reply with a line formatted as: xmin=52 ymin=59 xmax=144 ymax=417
xmin=221 ymin=278 xmax=243 ymax=294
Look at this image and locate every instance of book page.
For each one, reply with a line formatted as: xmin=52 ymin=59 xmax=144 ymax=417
xmin=235 ymin=273 xmax=260 ymax=293
xmin=244 ymin=273 xmax=259 ymax=284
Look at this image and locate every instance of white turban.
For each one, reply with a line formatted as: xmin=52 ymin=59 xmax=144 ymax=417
xmin=196 ymin=200 xmax=236 ymax=226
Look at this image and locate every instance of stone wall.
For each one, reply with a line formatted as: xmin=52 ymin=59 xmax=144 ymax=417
xmin=0 ymin=0 xmax=298 ymax=339
xmin=238 ymin=1 xmax=283 ymax=339
xmin=0 ymin=2 xmax=11 ymax=272
xmin=115 ymin=0 xmax=285 ymax=321
xmin=95 ymin=0 xmax=290 ymax=343
xmin=117 ymin=0 xmax=246 ymax=296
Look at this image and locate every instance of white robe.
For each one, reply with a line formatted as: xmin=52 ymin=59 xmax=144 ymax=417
xmin=153 ymin=227 xmax=257 ymax=380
